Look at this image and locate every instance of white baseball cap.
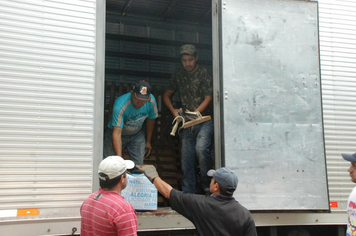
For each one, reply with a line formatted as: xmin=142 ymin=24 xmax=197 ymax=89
xmin=98 ymin=156 xmax=135 ymax=181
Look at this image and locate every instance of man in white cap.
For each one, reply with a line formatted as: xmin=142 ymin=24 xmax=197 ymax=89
xmin=163 ymin=44 xmax=214 ymax=194
xmin=80 ymin=156 xmax=137 ymax=236
xmin=341 ymin=152 xmax=356 ymax=236
xmin=137 ymin=165 xmax=257 ymax=236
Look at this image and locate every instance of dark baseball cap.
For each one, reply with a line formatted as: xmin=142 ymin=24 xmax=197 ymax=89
xmin=342 ymin=152 xmax=356 ymax=162
xmin=132 ymin=80 xmax=151 ymax=101
xmin=207 ymin=167 xmax=238 ymax=196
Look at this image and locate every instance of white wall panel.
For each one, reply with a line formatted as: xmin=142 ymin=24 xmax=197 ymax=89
xmin=0 ymin=0 xmax=99 ymax=226
xmin=319 ymin=0 xmax=356 ymax=213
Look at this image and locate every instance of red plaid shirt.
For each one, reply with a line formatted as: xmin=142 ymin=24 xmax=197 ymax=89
xmin=80 ymin=189 xmax=137 ymax=236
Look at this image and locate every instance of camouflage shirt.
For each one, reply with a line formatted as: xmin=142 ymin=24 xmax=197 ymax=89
xmin=167 ymin=65 xmax=213 ymax=116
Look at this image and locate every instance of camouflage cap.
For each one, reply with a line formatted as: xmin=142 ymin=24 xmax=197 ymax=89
xmin=180 ymin=44 xmax=196 ymax=55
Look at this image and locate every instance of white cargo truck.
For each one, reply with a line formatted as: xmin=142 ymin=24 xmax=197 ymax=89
xmin=0 ymin=0 xmax=355 ymax=235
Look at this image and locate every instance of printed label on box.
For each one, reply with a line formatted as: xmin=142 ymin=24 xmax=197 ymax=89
xmin=121 ymin=173 xmax=157 ymax=210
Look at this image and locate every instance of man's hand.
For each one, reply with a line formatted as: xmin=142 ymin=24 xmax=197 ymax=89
xmin=136 ymin=165 xmax=159 ymax=182
xmin=144 ymin=141 xmax=152 ymax=158
xmin=172 ymin=108 xmax=180 ymax=117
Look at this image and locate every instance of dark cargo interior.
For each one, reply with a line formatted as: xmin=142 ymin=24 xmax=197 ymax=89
xmin=104 ymin=0 xmax=213 ymax=206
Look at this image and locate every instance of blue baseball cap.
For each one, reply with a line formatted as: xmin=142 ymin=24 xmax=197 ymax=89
xmin=342 ymin=152 xmax=356 ymax=162
xmin=207 ymin=167 xmax=238 ymax=196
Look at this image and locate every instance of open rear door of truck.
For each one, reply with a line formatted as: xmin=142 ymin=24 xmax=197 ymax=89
xmin=212 ymin=0 xmax=329 ymax=211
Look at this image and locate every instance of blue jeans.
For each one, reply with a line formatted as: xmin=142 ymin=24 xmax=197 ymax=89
xmin=180 ymin=120 xmax=214 ymax=193
xmin=103 ymin=129 xmax=145 ymax=166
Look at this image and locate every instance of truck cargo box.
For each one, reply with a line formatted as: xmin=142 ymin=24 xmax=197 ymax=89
xmin=1 ymin=0 xmax=356 ymax=235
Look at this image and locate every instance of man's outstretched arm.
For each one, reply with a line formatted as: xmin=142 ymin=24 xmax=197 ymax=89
xmin=136 ymin=165 xmax=173 ymax=199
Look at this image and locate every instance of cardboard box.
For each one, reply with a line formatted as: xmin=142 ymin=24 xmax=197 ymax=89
xmin=121 ymin=173 xmax=157 ymax=210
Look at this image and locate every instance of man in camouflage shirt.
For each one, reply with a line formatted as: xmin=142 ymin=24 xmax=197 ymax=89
xmin=163 ymin=44 xmax=214 ymax=194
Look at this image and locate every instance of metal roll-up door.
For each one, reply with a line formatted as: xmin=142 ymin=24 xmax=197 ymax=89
xmin=319 ymin=0 xmax=356 ymax=214
xmin=0 ymin=0 xmax=105 ymax=234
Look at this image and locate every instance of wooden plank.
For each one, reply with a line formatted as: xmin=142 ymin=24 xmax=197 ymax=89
xmin=183 ymin=116 xmax=211 ymax=129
